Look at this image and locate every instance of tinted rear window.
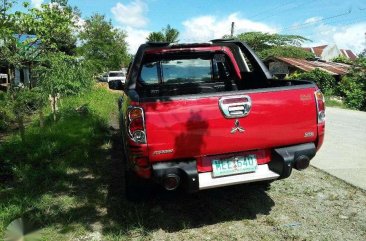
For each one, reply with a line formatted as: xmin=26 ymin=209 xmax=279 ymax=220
xmin=109 ymin=72 xmax=124 ymax=77
xmin=139 ymin=52 xmax=234 ymax=85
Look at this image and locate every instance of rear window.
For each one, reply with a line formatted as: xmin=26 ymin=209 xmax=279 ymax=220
xmin=139 ymin=52 xmax=235 ymax=85
xmin=109 ymin=72 xmax=124 ymax=77
xmin=162 ymin=59 xmax=211 ymax=84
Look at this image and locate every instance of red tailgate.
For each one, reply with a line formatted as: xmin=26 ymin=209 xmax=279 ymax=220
xmin=142 ymin=87 xmax=318 ymax=163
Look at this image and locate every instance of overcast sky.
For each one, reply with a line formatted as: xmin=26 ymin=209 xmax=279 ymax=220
xmin=27 ymin=0 xmax=366 ymax=54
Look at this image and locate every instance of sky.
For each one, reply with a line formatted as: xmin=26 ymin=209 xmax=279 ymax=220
xmin=25 ymin=0 xmax=366 ymax=54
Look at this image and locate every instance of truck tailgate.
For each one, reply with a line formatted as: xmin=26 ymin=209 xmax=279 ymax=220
xmin=141 ymin=87 xmax=318 ymax=163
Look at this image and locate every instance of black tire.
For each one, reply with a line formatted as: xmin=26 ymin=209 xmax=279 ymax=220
xmin=108 ymin=81 xmax=114 ymax=89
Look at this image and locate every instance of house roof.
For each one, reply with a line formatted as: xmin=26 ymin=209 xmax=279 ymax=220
xmin=340 ymin=49 xmax=357 ymax=61
xmin=312 ymin=45 xmax=328 ymax=57
xmin=268 ymin=57 xmax=351 ymax=75
xmin=303 ymin=45 xmax=357 ymax=61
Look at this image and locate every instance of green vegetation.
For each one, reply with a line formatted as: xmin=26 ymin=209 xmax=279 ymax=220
xmin=288 ymin=55 xmax=366 ymax=111
xmin=78 ymin=14 xmax=130 ymax=75
xmin=0 ymin=92 xmax=13 ymax=131
xmin=324 ymin=96 xmax=346 ymax=109
xmin=288 ymin=68 xmax=337 ymax=96
xmin=0 ymin=1 xmax=129 ymax=140
xmin=331 ymin=55 xmax=353 ymax=65
xmin=338 ymin=54 xmax=366 ymax=110
xmin=227 ymin=32 xmax=314 ymax=59
xmin=0 ymin=86 xmax=120 ymax=239
xmin=146 ymin=24 xmax=180 ymax=43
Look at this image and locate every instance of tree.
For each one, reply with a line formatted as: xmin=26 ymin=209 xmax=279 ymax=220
xmin=331 ymin=55 xmax=353 ymax=64
xmin=260 ymin=46 xmax=315 ymax=59
xmin=338 ymin=54 xmax=366 ymax=110
xmin=35 ymin=52 xmax=93 ymax=121
xmin=163 ymin=25 xmax=179 ymax=43
xmin=146 ymin=24 xmax=179 ymax=43
xmin=146 ymin=32 xmax=165 ymax=42
xmin=51 ymin=0 xmax=68 ymax=6
xmin=78 ymin=14 xmax=130 ymax=74
xmin=7 ymin=87 xmax=38 ymax=142
xmin=15 ymin=2 xmax=77 ymax=55
xmin=226 ymin=32 xmax=313 ymax=60
xmin=288 ymin=69 xmax=336 ymax=96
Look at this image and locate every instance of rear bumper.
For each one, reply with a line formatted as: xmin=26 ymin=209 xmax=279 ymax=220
xmin=199 ymin=164 xmax=279 ymax=190
xmin=151 ymin=142 xmax=316 ymax=192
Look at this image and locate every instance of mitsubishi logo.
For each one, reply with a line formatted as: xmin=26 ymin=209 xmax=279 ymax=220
xmin=231 ymin=119 xmax=245 ymax=134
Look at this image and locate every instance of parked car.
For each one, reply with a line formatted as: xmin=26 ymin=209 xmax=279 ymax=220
xmin=99 ymin=71 xmax=126 ymax=89
xmin=117 ymin=40 xmax=325 ymax=200
xmin=98 ymin=72 xmax=108 ymax=82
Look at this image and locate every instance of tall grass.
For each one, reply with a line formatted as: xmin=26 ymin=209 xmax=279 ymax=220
xmin=0 ymin=86 xmax=120 ymax=238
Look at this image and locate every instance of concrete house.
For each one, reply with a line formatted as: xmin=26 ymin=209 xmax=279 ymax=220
xmin=303 ymin=44 xmax=357 ymax=62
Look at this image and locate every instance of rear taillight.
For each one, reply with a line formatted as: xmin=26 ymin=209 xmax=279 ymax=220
xmin=127 ymin=107 xmax=146 ymax=144
xmin=315 ymin=90 xmax=326 ymax=123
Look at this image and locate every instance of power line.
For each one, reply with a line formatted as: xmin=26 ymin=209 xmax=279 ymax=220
xmin=278 ymin=8 xmax=352 ymax=32
xmin=295 ymin=16 xmax=366 ymax=39
xmin=247 ymin=0 xmax=294 ymax=20
xmin=255 ymin=0 xmax=317 ymax=22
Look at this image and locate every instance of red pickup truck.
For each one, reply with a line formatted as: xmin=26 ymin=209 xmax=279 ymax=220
xmin=117 ymin=40 xmax=325 ymax=200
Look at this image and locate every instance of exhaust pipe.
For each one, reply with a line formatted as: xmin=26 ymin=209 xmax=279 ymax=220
xmin=294 ymin=155 xmax=310 ymax=170
xmin=163 ymin=174 xmax=180 ymax=191
xmin=269 ymin=143 xmax=316 ymax=178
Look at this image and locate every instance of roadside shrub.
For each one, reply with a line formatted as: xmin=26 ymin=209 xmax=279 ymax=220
xmin=288 ymin=68 xmax=337 ymax=95
xmin=331 ymin=55 xmax=353 ymax=65
xmin=0 ymin=92 xmax=14 ymax=131
xmin=338 ymin=76 xmax=364 ymax=110
xmin=338 ymin=56 xmax=366 ymax=110
xmin=36 ymin=52 xmax=94 ymax=97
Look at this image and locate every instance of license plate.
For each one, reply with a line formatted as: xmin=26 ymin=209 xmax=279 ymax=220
xmin=212 ymin=155 xmax=257 ymax=177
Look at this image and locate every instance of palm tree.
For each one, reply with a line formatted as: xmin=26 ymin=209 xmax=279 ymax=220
xmin=146 ymin=32 xmax=165 ymax=42
xmin=146 ymin=25 xmax=179 ymax=43
xmin=163 ymin=25 xmax=179 ymax=43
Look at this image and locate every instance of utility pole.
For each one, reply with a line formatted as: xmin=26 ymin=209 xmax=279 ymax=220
xmin=230 ymin=22 xmax=235 ymax=38
xmin=2 ymin=0 xmax=6 ymax=19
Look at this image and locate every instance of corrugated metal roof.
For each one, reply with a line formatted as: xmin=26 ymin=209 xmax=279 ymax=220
xmin=272 ymin=57 xmax=351 ymax=75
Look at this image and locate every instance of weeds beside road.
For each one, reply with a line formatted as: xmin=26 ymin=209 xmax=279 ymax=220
xmin=1 ymin=86 xmax=365 ymax=240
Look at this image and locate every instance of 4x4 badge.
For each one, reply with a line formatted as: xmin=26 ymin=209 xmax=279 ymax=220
xmin=231 ymin=119 xmax=245 ymax=134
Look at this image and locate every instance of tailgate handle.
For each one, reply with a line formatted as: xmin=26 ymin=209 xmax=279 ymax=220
xmin=219 ymin=95 xmax=252 ymax=118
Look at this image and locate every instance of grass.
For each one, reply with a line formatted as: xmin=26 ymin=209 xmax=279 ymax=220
xmin=325 ymin=95 xmax=346 ymax=109
xmin=1 ymin=86 xmax=366 ymax=240
xmin=0 ymin=86 xmax=120 ymax=239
